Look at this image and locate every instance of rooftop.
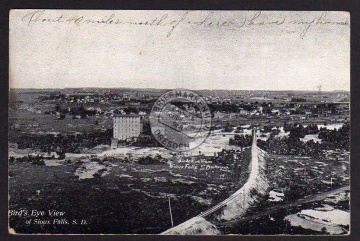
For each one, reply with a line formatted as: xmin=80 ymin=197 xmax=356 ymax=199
xmin=113 ymin=114 xmax=140 ymax=118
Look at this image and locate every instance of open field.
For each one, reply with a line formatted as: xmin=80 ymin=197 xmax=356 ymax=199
xmin=9 ymin=146 xmax=349 ymax=234
xmin=9 ymin=152 xmax=250 ymax=234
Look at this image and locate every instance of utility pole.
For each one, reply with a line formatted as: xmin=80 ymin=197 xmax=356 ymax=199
xmin=168 ymin=196 xmax=174 ymax=227
xmin=330 ymin=177 xmax=333 ymax=189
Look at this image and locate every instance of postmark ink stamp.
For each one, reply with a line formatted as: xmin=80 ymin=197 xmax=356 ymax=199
xmin=150 ymin=89 xmax=212 ymax=151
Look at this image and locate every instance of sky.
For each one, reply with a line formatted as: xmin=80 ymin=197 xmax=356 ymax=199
xmin=9 ymin=10 xmax=350 ymax=91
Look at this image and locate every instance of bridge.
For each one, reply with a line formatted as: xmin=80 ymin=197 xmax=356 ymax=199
xmin=161 ymin=128 xmax=269 ymax=235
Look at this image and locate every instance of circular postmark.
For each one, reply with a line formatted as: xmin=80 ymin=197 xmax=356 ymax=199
xmin=150 ymin=89 xmax=212 ymax=152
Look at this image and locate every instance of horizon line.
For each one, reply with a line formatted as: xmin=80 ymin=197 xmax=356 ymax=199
xmin=8 ymin=87 xmax=350 ymax=92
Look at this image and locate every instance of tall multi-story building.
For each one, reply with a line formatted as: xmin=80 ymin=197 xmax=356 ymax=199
xmin=113 ymin=114 xmax=142 ymax=141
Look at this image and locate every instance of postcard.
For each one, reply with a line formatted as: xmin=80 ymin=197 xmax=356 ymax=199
xmin=9 ymin=10 xmax=350 ymax=235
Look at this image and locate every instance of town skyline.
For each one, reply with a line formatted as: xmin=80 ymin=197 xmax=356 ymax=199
xmin=8 ymin=86 xmax=350 ymax=92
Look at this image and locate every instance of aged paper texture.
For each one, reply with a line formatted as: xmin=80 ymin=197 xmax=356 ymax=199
xmin=9 ymin=10 xmax=350 ymax=235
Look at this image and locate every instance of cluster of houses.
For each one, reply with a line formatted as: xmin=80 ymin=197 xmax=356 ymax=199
xmin=212 ymin=102 xmax=349 ymax=121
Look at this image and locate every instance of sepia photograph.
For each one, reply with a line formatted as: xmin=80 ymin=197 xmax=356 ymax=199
xmin=8 ymin=10 xmax=350 ymax=235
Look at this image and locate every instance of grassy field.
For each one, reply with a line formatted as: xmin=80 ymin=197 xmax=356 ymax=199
xmin=9 ymin=154 xmax=250 ymax=234
xmin=9 ymin=91 xmax=113 ymax=135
